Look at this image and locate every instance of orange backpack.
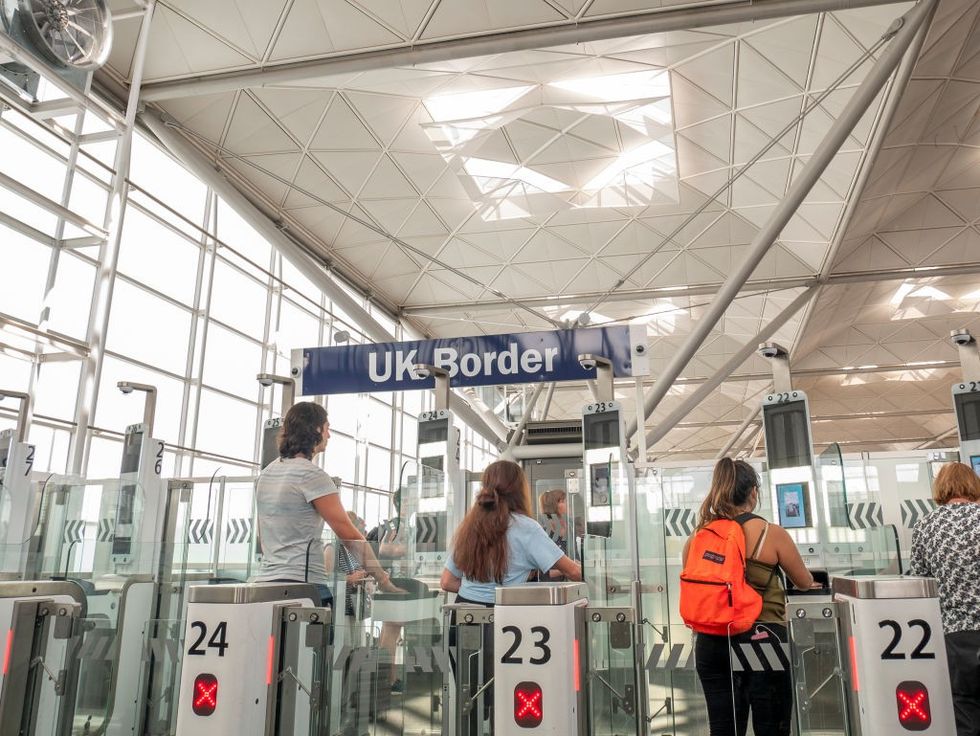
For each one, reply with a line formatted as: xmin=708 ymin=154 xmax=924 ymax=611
xmin=679 ymin=519 xmax=762 ymax=635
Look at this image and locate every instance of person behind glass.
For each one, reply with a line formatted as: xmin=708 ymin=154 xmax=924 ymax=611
xmin=909 ymin=462 xmax=980 ymax=736
xmin=253 ymin=401 xmax=396 ymax=606
xmin=683 ymin=458 xmax=814 ymax=736
xmin=324 ymin=512 xmax=372 ymax=620
xmin=538 ymin=489 xmax=568 ymax=554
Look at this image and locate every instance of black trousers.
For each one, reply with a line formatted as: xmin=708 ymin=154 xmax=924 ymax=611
xmin=694 ymin=623 xmax=793 ymax=736
xmin=947 ymin=630 xmax=980 ymax=736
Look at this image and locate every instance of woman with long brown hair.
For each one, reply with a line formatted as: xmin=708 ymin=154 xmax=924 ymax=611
xmin=682 ymin=457 xmax=813 ymax=736
xmin=441 ymin=460 xmax=581 ymax=604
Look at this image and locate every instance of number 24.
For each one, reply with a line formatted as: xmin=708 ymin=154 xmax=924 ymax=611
xmin=187 ymin=621 xmax=229 ymax=657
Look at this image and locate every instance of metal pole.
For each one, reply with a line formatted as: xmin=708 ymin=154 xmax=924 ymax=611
xmin=643 ymin=287 xmax=816 ymax=449
xmin=68 ymin=0 xmax=157 ymax=474
xmin=626 ymin=0 xmax=934 ymax=442
xmin=141 ymin=111 xmax=506 ymax=447
xmin=539 ymin=383 xmax=556 ymax=421
xmin=507 ymin=383 xmax=545 ymax=450
xmin=717 ymin=407 xmax=762 ymax=460
xmin=140 ymin=0 xmax=909 ymax=102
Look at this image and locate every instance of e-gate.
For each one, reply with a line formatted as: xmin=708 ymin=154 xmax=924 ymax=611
xmin=0 ymin=390 xmax=39 ymax=576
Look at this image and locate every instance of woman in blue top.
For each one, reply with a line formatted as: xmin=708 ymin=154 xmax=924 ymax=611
xmin=441 ymin=460 xmax=582 ymax=603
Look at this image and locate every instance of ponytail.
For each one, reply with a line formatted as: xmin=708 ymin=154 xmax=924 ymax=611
xmin=697 ymin=457 xmax=760 ymax=529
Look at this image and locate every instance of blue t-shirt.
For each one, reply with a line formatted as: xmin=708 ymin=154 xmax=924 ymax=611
xmin=445 ymin=514 xmax=564 ymax=604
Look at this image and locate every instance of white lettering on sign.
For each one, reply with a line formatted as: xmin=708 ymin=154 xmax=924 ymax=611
xmin=499 ymin=343 xmax=518 ymax=375
xmin=520 ymin=348 xmax=542 ymax=373
xmin=368 ymin=349 xmax=419 ymax=381
xmin=367 ymin=343 xmax=566 ymax=384
xmin=434 ymin=347 xmax=459 ymax=377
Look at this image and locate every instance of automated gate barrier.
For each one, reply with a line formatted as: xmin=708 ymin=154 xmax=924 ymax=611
xmin=174 ymin=583 xmax=331 ymax=736
xmin=833 ymin=575 xmax=955 ymax=735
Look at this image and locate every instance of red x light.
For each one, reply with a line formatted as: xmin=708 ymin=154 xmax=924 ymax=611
xmin=896 ymin=681 xmax=931 ymax=731
xmin=192 ymin=673 xmax=218 ymax=716
xmin=514 ymin=681 xmax=543 ymax=728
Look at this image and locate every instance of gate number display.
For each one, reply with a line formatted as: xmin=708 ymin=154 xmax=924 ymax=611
xmin=500 ymin=625 xmax=552 ymax=665
xmin=878 ymin=619 xmax=935 ymax=661
xmin=187 ymin=621 xmax=230 ymax=657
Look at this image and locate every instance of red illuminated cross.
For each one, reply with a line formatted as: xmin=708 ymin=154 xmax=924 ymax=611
xmin=195 ymin=681 xmax=217 ymax=708
xmin=898 ymin=690 xmax=928 ymax=722
xmin=516 ymin=689 xmax=542 ymax=719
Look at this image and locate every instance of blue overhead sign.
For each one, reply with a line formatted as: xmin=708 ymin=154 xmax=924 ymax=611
xmin=294 ymin=326 xmax=648 ymax=396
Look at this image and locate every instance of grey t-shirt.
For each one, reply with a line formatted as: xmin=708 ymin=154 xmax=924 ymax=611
xmin=253 ymin=457 xmax=338 ymax=585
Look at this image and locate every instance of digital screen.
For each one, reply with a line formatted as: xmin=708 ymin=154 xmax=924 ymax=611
xmin=954 ymin=392 xmax=980 ymax=442
xmin=971 ymin=455 xmax=980 ymax=476
xmin=583 ymin=412 xmax=619 ymax=451
xmin=260 ymin=424 xmax=280 ymax=468
xmin=590 ymin=463 xmax=610 ymax=507
xmin=418 ymin=418 xmax=448 ymax=445
xmin=763 ymin=400 xmax=812 ymax=469
xmin=112 ymin=482 xmax=137 ymax=556
xmin=120 ymin=430 xmax=143 ymax=475
xmin=776 ymin=482 xmax=810 ymax=529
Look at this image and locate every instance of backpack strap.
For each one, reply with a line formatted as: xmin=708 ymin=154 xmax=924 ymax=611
xmin=750 ymin=521 xmax=770 ymax=560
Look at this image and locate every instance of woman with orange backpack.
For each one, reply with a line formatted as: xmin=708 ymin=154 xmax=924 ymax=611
xmin=681 ymin=458 xmax=814 ymax=736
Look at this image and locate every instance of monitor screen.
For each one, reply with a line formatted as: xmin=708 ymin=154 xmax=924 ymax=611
xmin=971 ymin=455 xmax=980 ymax=477
xmin=955 ymin=392 xmax=980 ymax=442
xmin=763 ymin=400 xmax=812 ymax=469
xmin=583 ymin=411 xmax=619 ymax=451
xmin=776 ymin=482 xmax=810 ymax=529
xmin=418 ymin=418 xmax=448 ymax=445
xmin=260 ymin=424 xmax=280 ymax=469
xmin=120 ymin=430 xmax=143 ymax=475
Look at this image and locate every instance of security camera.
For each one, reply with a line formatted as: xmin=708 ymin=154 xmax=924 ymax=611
xmin=634 ymin=344 xmax=646 ymax=355
xmin=950 ymin=329 xmax=974 ymax=347
xmin=257 ymin=374 xmax=275 ymax=387
xmin=758 ymin=342 xmax=785 ymax=360
xmin=412 ymin=365 xmax=432 ymax=380
xmin=579 ymin=356 xmax=597 ymax=371
xmin=117 ymin=383 xmax=134 ymax=395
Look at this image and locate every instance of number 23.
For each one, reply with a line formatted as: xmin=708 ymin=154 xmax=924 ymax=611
xmin=501 ymin=625 xmax=552 ymax=665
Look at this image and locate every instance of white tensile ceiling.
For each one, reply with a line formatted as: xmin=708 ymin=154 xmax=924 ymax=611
xmin=100 ymin=0 xmax=980 ymax=459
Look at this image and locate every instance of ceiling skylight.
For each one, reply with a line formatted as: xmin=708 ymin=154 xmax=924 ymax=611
xmin=420 ymin=67 xmax=678 ymax=220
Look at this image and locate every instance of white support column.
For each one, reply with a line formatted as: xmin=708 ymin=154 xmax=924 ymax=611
xmin=642 ymin=287 xmax=816 ymax=450
xmin=716 ymin=407 xmax=762 ymax=460
xmin=626 ymin=0 xmax=935 ymax=444
xmin=68 ymin=1 xmax=157 ymax=474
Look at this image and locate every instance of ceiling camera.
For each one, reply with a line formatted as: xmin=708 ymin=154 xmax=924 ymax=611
xmin=950 ymin=329 xmax=974 ymax=347
xmin=758 ymin=342 xmax=784 ymax=359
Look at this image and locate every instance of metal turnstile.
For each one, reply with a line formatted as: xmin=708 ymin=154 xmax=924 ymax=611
xmin=0 ymin=581 xmax=85 ymax=736
xmin=174 ymin=583 xmax=331 ymax=736
xmin=834 ymin=575 xmax=955 ymax=736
